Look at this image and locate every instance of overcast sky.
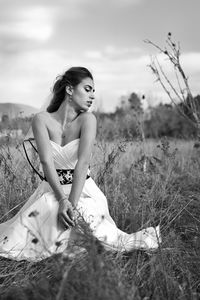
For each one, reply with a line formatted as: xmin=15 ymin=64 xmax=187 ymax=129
xmin=0 ymin=0 xmax=199 ymax=111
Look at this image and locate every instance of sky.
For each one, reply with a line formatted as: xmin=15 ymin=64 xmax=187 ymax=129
xmin=0 ymin=0 xmax=200 ymax=112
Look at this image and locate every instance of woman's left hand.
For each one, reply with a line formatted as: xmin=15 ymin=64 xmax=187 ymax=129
xmin=57 ymin=197 xmax=75 ymax=230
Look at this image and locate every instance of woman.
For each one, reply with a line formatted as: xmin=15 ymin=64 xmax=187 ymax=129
xmin=0 ymin=67 xmax=161 ymax=261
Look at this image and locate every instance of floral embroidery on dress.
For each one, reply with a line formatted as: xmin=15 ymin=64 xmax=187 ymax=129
xmin=31 ymin=238 xmax=39 ymax=244
xmin=57 ymin=169 xmax=74 ymax=185
xmin=2 ymin=236 xmax=8 ymax=245
xmin=55 ymin=241 xmax=62 ymax=249
xmin=28 ymin=210 xmax=39 ymax=218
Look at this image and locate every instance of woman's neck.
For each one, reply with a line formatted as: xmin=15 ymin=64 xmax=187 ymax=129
xmin=52 ymin=100 xmax=80 ymax=129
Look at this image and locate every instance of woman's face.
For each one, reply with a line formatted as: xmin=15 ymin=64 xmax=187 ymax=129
xmin=71 ymin=77 xmax=95 ymax=112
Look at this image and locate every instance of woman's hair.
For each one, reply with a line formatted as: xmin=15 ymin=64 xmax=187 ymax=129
xmin=46 ymin=67 xmax=93 ymax=113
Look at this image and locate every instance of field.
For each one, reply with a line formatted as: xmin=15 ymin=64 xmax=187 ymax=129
xmin=0 ymin=138 xmax=199 ymax=300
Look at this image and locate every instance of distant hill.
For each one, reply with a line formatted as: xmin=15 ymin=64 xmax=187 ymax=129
xmin=0 ymin=103 xmax=39 ymax=119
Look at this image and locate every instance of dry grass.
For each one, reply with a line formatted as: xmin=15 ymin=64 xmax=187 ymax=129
xmin=0 ymin=138 xmax=200 ymax=300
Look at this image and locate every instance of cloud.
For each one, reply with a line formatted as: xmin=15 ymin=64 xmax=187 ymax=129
xmin=0 ymin=0 xmax=89 ymax=56
xmin=84 ymin=51 xmax=102 ymax=59
xmin=0 ymin=17 xmax=52 ymax=43
xmin=1 ymin=45 xmax=200 ymax=112
xmin=84 ymin=45 xmax=144 ymax=61
xmin=181 ymin=52 xmax=200 ymax=74
xmin=0 ymin=49 xmax=67 ymax=107
xmin=0 ymin=4 xmax=56 ymax=58
xmin=108 ymin=0 xmax=145 ymax=6
xmin=15 ymin=6 xmax=53 ymax=42
xmin=0 ymin=0 xmax=200 ymax=112
xmin=0 ymin=45 xmax=154 ymax=110
xmin=180 ymin=53 xmax=200 ymax=96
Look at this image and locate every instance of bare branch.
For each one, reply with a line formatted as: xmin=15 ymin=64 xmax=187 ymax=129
xmin=145 ymin=33 xmax=200 ymax=134
xmin=155 ymin=57 xmax=183 ymax=102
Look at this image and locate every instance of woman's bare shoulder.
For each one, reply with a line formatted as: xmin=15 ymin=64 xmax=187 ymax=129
xmin=79 ymin=112 xmax=97 ymax=140
xmin=32 ymin=111 xmax=51 ymax=124
xmin=78 ymin=112 xmax=96 ymax=124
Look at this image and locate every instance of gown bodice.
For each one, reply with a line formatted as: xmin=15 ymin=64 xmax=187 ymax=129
xmin=50 ymin=138 xmax=80 ymax=169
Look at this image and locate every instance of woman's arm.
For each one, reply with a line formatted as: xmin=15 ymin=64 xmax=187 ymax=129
xmin=32 ymin=113 xmax=66 ymax=201
xmin=68 ymin=112 xmax=97 ymax=207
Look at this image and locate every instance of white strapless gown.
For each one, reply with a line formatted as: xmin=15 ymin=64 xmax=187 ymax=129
xmin=0 ymin=139 xmax=161 ymax=261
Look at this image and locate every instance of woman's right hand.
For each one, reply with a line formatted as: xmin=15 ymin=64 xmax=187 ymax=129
xmin=57 ymin=197 xmax=75 ymax=230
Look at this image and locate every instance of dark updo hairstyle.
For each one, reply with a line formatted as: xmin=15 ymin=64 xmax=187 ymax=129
xmin=47 ymin=66 xmax=93 ymax=113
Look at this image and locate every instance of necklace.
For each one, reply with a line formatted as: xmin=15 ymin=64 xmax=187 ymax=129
xmin=61 ymin=122 xmax=71 ymax=139
xmin=61 ymin=112 xmax=80 ymax=139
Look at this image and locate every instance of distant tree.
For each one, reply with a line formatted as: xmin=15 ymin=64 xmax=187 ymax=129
xmin=119 ymin=95 xmax=129 ymax=111
xmin=96 ymin=93 xmax=144 ymax=141
xmin=128 ymin=92 xmax=143 ymax=113
xmin=144 ymin=103 xmax=196 ymax=138
xmin=1 ymin=114 xmax=10 ymax=129
xmin=1 ymin=114 xmax=9 ymax=123
xmin=127 ymin=92 xmax=145 ymax=142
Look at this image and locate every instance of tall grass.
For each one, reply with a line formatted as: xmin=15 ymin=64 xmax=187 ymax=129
xmin=0 ymin=138 xmax=199 ymax=299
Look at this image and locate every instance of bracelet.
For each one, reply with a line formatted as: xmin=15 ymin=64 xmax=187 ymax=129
xmin=58 ymin=196 xmax=68 ymax=202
